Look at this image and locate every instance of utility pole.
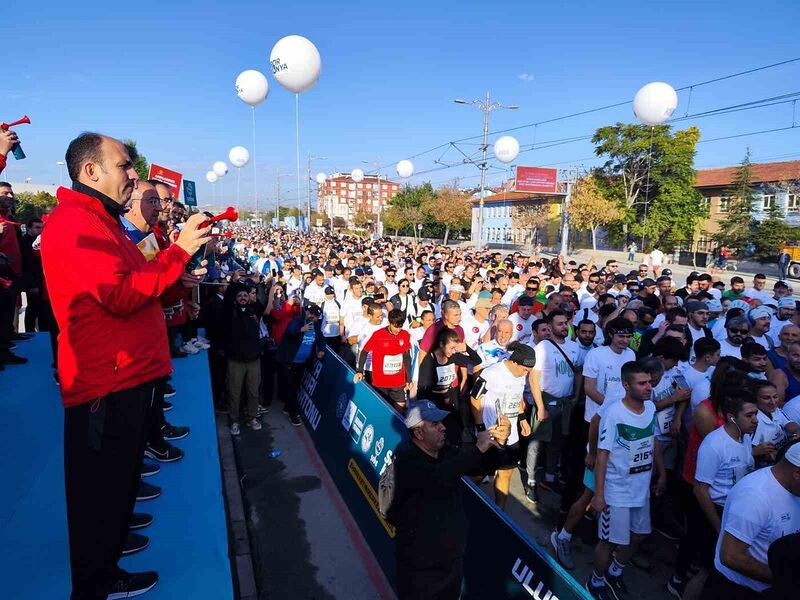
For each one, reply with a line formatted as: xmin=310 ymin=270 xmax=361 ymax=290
xmin=362 ymin=160 xmax=382 ymax=238
xmin=454 ymin=93 xmax=519 ymax=248
xmin=559 ymin=167 xmax=579 ymax=256
xmin=307 ymin=154 xmax=326 ymax=232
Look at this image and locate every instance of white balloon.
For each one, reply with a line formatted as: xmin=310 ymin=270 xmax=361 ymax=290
xmin=396 ymin=159 xmax=414 ymax=178
xmin=235 ymin=70 xmax=269 ymax=107
xmin=633 ymin=82 xmax=678 ymax=126
xmin=316 ymin=172 xmax=327 ymax=185
xmin=351 ymin=168 xmax=364 ymax=182
xmin=213 ymin=161 xmax=228 ymax=177
xmin=229 ymin=146 xmax=250 ymax=168
xmin=206 ymin=171 xmax=218 ymax=183
xmin=494 ymin=136 xmax=520 ymax=164
xmin=269 ymin=35 xmax=322 ymax=94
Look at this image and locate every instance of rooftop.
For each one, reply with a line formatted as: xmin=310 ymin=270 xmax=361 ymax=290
xmin=695 ymin=160 xmax=800 ymax=188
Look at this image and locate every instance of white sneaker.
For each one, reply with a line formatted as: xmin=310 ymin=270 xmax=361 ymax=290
xmin=247 ymin=418 xmax=262 ymax=431
xmin=195 ymin=335 xmax=211 ymax=346
xmin=230 ymin=422 xmax=240 ymax=436
xmin=180 ymin=342 xmax=200 ymax=355
xmin=190 ymin=338 xmax=210 ymax=350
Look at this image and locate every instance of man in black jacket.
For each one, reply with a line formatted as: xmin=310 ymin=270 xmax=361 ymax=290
xmin=390 ymin=400 xmax=510 ymax=600
xmin=200 ymin=278 xmax=228 ymax=410
xmin=21 ymin=217 xmax=45 ymax=332
xmin=225 ymin=282 xmax=263 ymax=435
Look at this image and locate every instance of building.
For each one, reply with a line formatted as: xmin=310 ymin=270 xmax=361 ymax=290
xmin=693 ymin=160 xmax=800 ymax=251
xmin=317 ymin=172 xmax=401 ymax=228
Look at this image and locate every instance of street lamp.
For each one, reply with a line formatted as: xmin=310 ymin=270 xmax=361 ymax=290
xmin=56 ymin=161 xmax=65 ymax=186
xmin=362 ymin=160 xmax=384 ymax=237
xmin=307 ymin=154 xmax=326 ymax=231
xmin=454 ymin=93 xmax=518 ymax=247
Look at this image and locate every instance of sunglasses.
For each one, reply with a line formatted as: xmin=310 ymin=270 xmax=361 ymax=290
xmin=728 ymin=328 xmax=749 ymax=335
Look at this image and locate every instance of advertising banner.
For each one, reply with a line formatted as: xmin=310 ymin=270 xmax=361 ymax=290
xmin=516 ymin=166 xmax=558 ymax=194
xmin=299 ymin=351 xmax=590 ymax=599
xmin=148 ymin=163 xmax=183 ymax=200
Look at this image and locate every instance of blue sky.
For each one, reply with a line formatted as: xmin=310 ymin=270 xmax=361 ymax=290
xmin=6 ymin=0 xmax=800 ymax=210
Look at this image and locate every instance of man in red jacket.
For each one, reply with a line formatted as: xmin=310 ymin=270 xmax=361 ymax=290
xmin=41 ymin=132 xmax=210 ymax=600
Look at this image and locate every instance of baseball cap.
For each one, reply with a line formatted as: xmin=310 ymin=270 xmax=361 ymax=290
xmin=784 ymin=442 xmax=800 ymax=467
xmin=778 ymin=297 xmax=795 ymax=309
xmin=509 ymin=343 xmax=536 ymax=368
xmin=348 ymin=276 xmax=360 ymax=285
xmin=324 ymin=286 xmax=335 ymax=295
xmin=661 ymin=268 xmax=672 ymax=277
xmin=706 ymin=299 xmax=723 ymax=313
xmin=405 ymin=400 xmax=449 ymax=429
xmin=641 ymin=278 xmax=656 ymax=287
xmin=475 ymin=297 xmax=492 ymax=309
xmin=686 ymin=300 xmax=708 ymax=313
xmin=614 ymin=274 xmax=627 ymax=283
xmin=418 ymin=288 xmax=431 ymax=301
xmin=305 ymin=304 xmax=322 ymax=317
xmin=312 ymin=269 xmax=323 ymax=277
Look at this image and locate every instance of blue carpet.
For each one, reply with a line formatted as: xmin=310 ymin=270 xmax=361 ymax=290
xmin=0 ymin=334 xmax=233 ymax=599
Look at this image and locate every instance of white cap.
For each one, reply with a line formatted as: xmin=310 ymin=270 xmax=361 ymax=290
xmin=784 ymin=443 xmax=800 ymax=467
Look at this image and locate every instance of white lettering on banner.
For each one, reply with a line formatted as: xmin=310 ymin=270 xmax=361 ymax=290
xmin=341 ymin=401 xmax=357 ymax=431
xmin=369 ymin=436 xmax=386 ymax=470
xmin=299 ymin=389 xmax=321 ymax=430
xmin=351 ymin=410 xmax=366 ymax=443
xmin=511 ymin=558 xmax=558 ymax=600
xmin=379 ymin=449 xmax=394 ymax=477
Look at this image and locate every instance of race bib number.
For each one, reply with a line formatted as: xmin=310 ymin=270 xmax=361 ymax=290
xmin=383 ymin=354 xmax=402 ymax=375
xmin=436 ymin=364 xmax=457 ymax=390
xmin=656 ymin=407 xmax=674 ymax=435
xmin=629 ymin=436 xmax=654 ymax=474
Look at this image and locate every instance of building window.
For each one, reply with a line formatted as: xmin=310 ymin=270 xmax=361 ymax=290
xmin=719 ymin=197 xmax=731 ymax=213
xmin=788 ymin=194 xmax=799 ymax=212
xmin=699 ymin=196 xmax=710 ymax=211
xmin=762 ymin=194 xmax=775 ymax=210
xmin=357 ymin=183 xmax=363 ymax=189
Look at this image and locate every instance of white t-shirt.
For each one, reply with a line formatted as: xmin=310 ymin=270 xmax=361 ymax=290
xmin=332 ymin=277 xmax=350 ymax=303
xmin=342 ymin=295 xmax=365 ymax=335
xmin=718 ymin=338 xmax=743 ymax=359
xmin=783 ymin=395 xmax=800 ymax=423
xmin=597 ymin=399 xmax=657 ymax=507
xmin=582 ymin=345 xmax=637 ymax=422
xmin=303 ymin=282 xmax=326 ymax=307
xmin=749 ymin=333 xmax=773 ymax=351
xmin=744 ymin=287 xmax=772 ymax=305
xmin=508 ymin=312 xmax=534 ymax=345
xmin=651 ymin=367 xmax=677 ymax=441
xmin=477 ymin=361 xmax=527 ymax=446
xmin=461 ymin=315 xmax=490 ymax=350
xmin=695 ymin=426 xmax=755 ymax=506
xmin=356 ymin=322 xmax=386 ymax=372
xmin=650 ymin=249 xmax=664 ymax=266
xmin=768 ymin=318 xmax=790 ymax=346
xmin=687 ymin=324 xmax=708 ymax=363
xmin=714 ymin=468 xmax=800 ymax=592
xmin=476 ymin=340 xmax=511 ymax=369
xmin=533 ymin=339 xmax=578 ymax=398
xmin=751 ymin=408 xmax=790 ymax=450
xmin=320 ymin=299 xmax=342 ymax=338
xmin=679 ymin=362 xmax=715 ymax=411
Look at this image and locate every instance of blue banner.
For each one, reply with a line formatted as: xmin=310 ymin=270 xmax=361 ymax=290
xmin=299 ymin=351 xmax=590 ymax=599
xmin=182 ymin=179 xmax=197 ymax=206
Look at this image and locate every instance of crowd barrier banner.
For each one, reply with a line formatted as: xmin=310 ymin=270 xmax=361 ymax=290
xmin=299 ymin=350 xmax=590 ymax=599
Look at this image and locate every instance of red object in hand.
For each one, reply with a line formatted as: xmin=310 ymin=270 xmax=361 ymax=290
xmin=1 ymin=115 xmax=30 ymax=131
xmin=0 ymin=214 xmax=22 ymax=226
xmin=201 ymin=206 xmax=238 ymax=228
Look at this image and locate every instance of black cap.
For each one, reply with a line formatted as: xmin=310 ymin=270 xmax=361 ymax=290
xmin=348 ymin=276 xmax=360 ymax=285
xmin=312 ymin=269 xmax=323 ymax=277
xmin=508 ymin=342 xmax=536 ymax=368
xmin=418 ymin=288 xmax=431 ymax=300
xmin=354 ymin=267 xmax=365 ymax=276
xmin=614 ymin=274 xmax=627 ymax=283
xmin=305 ymin=304 xmax=322 ymax=317
xmin=641 ymin=278 xmax=656 ymax=287
xmin=661 ymin=268 xmax=672 ymax=277
xmin=324 ymin=286 xmax=335 ymax=295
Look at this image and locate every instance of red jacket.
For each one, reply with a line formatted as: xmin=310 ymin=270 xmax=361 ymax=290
xmin=41 ymin=187 xmax=190 ymax=407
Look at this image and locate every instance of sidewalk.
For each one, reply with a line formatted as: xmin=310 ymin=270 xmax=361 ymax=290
xmin=228 ymin=407 xmax=394 ymax=600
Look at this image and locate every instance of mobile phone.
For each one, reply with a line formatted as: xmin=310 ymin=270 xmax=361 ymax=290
xmin=673 ymin=374 xmax=688 ymax=389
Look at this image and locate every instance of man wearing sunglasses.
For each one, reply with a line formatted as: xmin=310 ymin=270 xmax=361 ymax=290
xmin=510 ymin=279 xmax=542 ymax=315
xmin=719 ymin=316 xmax=750 ymax=359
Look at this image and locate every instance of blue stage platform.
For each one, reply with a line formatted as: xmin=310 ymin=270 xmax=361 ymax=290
xmin=0 ymin=334 xmax=234 ymax=599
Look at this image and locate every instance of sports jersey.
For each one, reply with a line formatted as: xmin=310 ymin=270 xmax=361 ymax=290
xmin=714 ymin=467 xmax=800 ymax=592
xmin=476 ymin=340 xmax=511 ymax=369
xmin=508 ymin=312 xmax=534 ymax=344
xmin=651 ymin=367 xmax=677 ymax=441
xmin=461 ymin=315 xmax=490 ymax=349
xmin=361 ymin=327 xmax=412 ymax=388
xmin=695 ymin=426 xmax=754 ymax=506
xmin=751 ymin=408 xmax=790 ymax=452
xmin=533 ymin=339 xmax=578 ymax=398
xmin=320 ymin=298 xmax=341 ymax=338
xmin=473 ymin=361 xmax=527 ymax=446
xmin=597 ymin=399 xmax=657 ymax=507
xmin=582 ymin=345 xmax=636 ymax=422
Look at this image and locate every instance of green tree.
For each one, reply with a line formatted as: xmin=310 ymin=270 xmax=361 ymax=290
xmin=13 ymin=191 xmax=57 ymax=223
xmin=122 ymin=139 xmax=150 ymax=181
xmin=567 ymin=175 xmax=621 ymax=250
xmin=592 ymin=123 xmax=706 ymax=250
xmin=714 ymin=149 xmax=756 ymax=252
xmin=421 ymin=186 xmax=471 ymax=244
xmin=382 ymin=204 xmax=407 ymax=236
xmin=752 ymin=199 xmax=793 ymax=262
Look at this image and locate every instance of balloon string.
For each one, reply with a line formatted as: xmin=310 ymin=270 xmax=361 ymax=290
xmin=252 ymin=106 xmax=258 ymax=220
xmin=295 ymin=93 xmax=301 ymax=229
xmin=237 ymin=168 xmax=241 ymax=208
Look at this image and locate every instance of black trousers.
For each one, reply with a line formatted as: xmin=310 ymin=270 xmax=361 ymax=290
xmin=279 ymin=362 xmax=306 ymax=416
xmin=702 ymin=567 xmax=763 ymax=600
xmin=64 ymin=379 xmax=156 ymax=600
xmin=560 ymin=404 xmax=590 ymax=517
xmin=260 ymin=348 xmax=277 ymax=406
xmin=0 ymin=284 xmax=16 ymax=351
xmin=146 ymin=377 xmax=167 ymax=445
xmin=24 ymin=290 xmax=46 ymax=332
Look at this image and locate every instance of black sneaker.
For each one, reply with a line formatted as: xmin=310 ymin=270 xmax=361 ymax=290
xmin=0 ymin=351 xmax=28 ymax=365
xmin=129 ymin=512 xmax=154 ymax=530
xmin=605 ymin=573 xmax=629 ymax=600
xmin=136 ymin=481 xmax=162 ymax=501
xmin=11 ymin=333 xmax=33 ymax=341
xmin=106 ymin=571 xmax=158 ymax=599
xmin=140 ymin=461 xmax=160 ymax=478
xmin=162 ymin=400 xmax=173 ymax=412
xmin=290 ymin=413 xmax=302 ymax=426
xmin=257 ymin=404 xmax=269 ymax=416
xmin=525 ymin=483 xmax=540 ymax=504
xmin=666 ymin=575 xmax=686 ymax=599
xmin=122 ymin=532 xmax=150 ymax=555
xmin=164 ymin=382 xmax=176 ymax=398
xmin=170 ymin=348 xmax=188 ymax=359
xmin=144 ymin=442 xmax=184 ymax=463
xmin=585 ymin=579 xmax=615 ymax=600
xmin=161 ymin=423 xmax=189 ymax=441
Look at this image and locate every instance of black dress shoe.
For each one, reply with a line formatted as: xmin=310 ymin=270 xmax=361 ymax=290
xmin=121 ymin=532 xmax=149 ymax=555
xmin=129 ymin=512 xmax=154 ymax=530
xmin=106 ymin=571 xmax=158 ymax=599
xmin=0 ymin=351 xmax=28 ymax=365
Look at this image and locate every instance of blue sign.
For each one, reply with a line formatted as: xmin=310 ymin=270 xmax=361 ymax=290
xmin=183 ymin=180 xmax=197 ymax=206
xmin=299 ymin=351 xmax=590 ymax=599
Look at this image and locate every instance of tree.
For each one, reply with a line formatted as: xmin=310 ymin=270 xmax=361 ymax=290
xmin=592 ymin=123 xmax=706 ymax=250
xmin=511 ymin=203 xmax=549 ymax=248
xmin=353 ymin=210 xmax=372 ymax=230
xmin=567 ymin=176 xmax=621 ymax=249
xmin=382 ymin=204 xmax=407 ymax=236
xmin=421 ymin=186 xmax=471 ymax=244
xmin=387 ymin=183 xmax=435 ymax=237
xmin=122 ymin=139 xmax=150 ymax=182
xmin=752 ymin=200 xmax=794 ymax=262
xmin=714 ymin=149 xmax=756 ymax=252
xmin=13 ymin=191 xmax=57 ymax=223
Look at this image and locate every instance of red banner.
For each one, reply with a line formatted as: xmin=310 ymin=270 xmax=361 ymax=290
xmin=515 ymin=166 xmax=558 ymax=193
xmin=148 ymin=163 xmax=183 ymax=200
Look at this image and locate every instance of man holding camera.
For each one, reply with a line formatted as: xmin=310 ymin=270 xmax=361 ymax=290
xmin=41 ymin=133 xmax=210 ymax=600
